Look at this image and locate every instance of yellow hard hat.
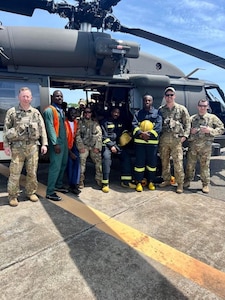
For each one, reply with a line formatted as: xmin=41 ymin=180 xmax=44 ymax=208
xmin=119 ymin=132 xmax=132 ymax=147
xmin=140 ymin=120 xmax=153 ymax=132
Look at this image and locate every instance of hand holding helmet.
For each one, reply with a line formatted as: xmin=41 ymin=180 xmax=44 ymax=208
xmin=139 ymin=120 xmax=154 ymax=140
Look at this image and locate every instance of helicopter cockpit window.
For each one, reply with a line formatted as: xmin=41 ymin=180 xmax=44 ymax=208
xmin=205 ymin=87 xmax=225 ymax=124
xmin=206 ymin=88 xmax=225 ymax=111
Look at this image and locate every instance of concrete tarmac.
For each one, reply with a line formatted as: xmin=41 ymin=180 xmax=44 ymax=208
xmin=0 ymin=151 xmax=225 ymax=300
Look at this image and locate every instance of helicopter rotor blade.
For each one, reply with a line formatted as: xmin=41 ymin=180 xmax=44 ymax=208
xmin=1 ymin=1 xmax=225 ymax=70
xmin=120 ymin=26 xmax=225 ymax=70
xmin=0 ymin=0 xmax=54 ymax=16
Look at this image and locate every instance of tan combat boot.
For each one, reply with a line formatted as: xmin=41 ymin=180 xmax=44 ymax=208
xmin=159 ymin=181 xmax=170 ymax=188
xmin=202 ymin=185 xmax=209 ymax=193
xmin=176 ymin=184 xmax=183 ymax=194
xmin=183 ymin=181 xmax=190 ymax=188
xmin=9 ymin=197 xmax=19 ymax=207
xmin=28 ymin=194 xmax=39 ymax=202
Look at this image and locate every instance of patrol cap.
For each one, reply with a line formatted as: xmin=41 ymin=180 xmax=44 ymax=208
xmin=79 ymin=99 xmax=86 ymax=106
xmin=164 ymin=87 xmax=176 ymax=94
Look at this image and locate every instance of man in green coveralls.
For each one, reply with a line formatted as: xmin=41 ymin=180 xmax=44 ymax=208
xmin=43 ymin=90 xmax=68 ymax=201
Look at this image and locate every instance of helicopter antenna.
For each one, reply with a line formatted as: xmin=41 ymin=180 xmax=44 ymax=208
xmin=184 ymin=68 xmax=205 ymax=79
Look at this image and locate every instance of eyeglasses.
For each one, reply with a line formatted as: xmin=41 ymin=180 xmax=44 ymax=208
xmin=84 ymin=111 xmax=92 ymax=113
xmin=198 ymin=105 xmax=208 ymax=108
xmin=165 ymin=94 xmax=174 ymax=97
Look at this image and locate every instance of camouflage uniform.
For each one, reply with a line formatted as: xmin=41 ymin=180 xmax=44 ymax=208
xmin=3 ymin=105 xmax=48 ymax=199
xmin=185 ymin=113 xmax=224 ymax=185
xmin=76 ymin=117 xmax=102 ymax=184
xmin=159 ymin=103 xmax=190 ymax=184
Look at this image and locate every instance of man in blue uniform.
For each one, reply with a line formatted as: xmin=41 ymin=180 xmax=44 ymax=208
xmin=101 ymin=107 xmax=135 ymax=193
xmin=132 ymin=94 xmax=162 ymax=192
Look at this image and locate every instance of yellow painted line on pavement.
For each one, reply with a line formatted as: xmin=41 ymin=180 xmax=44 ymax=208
xmin=1 ymin=163 xmax=225 ymax=298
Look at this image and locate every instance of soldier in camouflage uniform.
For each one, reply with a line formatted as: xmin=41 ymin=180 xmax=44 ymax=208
xmin=76 ymin=106 xmax=102 ymax=188
xmin=184 ymin=99 xmax=224 ymax=193
xmin=158 ymin=87 xmax=191 ymax=193
xmin=3 ymin=87 xmax=48 ymax=207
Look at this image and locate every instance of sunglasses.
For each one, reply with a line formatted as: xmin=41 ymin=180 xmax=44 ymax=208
xmin=165 ymin=94 xmax=174 ymax=97
xmin=84 ymin=111 xmax=92 ymax=113
xmin=198 ymin=105 xmax=208 ymax=107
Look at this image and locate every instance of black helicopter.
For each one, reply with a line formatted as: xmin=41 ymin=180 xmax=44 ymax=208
xmin=0 ymin=0 xmax=225 ymax=149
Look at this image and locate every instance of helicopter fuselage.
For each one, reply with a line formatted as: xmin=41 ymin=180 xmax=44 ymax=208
xmin=0 ymin=25 xmax=224 ymax=160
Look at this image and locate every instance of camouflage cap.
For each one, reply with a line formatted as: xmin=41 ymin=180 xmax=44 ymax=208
xmin=165 ymin=87 xmax=176 ymax=94
xmin=79 ymin=99 xmax=86 ymax=106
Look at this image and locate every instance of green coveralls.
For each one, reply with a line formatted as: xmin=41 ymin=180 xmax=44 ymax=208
xmin=43 ymin=105 xmax=68 ymax=195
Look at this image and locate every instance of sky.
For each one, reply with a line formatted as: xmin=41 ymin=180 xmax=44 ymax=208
xmin=0 ymin=0 xmax=225 ymax=103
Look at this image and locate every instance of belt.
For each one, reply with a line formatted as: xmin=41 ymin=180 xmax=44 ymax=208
xmin=24 ymin=140 xmax=37 ymax=145
xmin=11 ymin=140 xmax=38 ymax=146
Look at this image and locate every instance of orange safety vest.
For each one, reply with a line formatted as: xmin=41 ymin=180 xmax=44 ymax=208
xmin=44 ymin=105 xmax=60 ymax=137
xmin=64 ymin=119 xmax=78 ymax=150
